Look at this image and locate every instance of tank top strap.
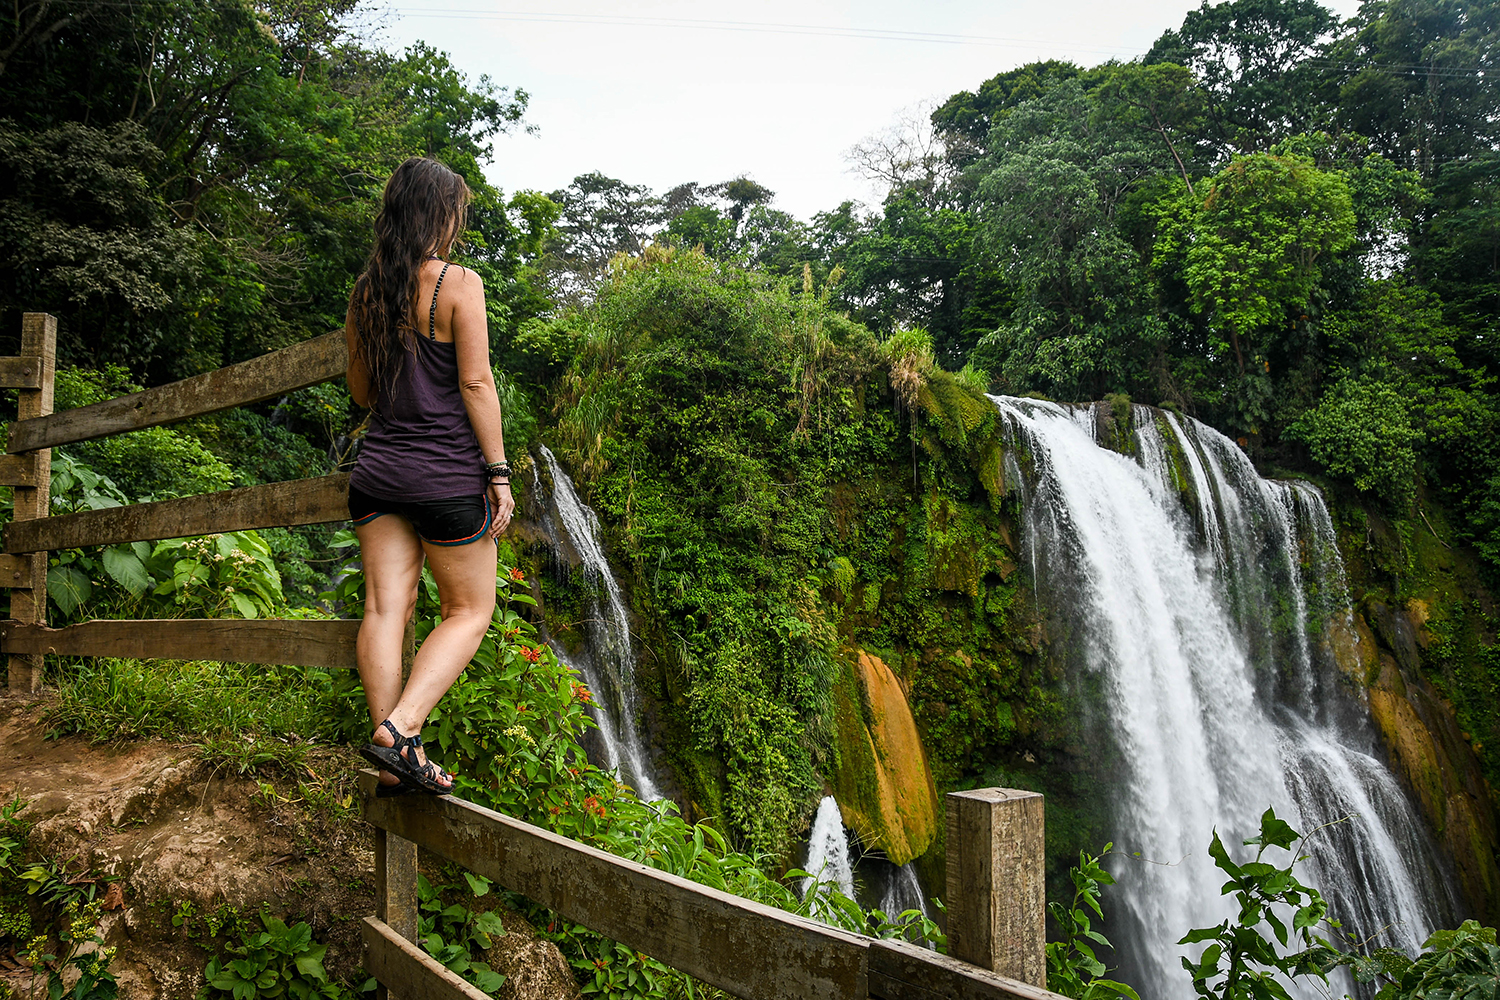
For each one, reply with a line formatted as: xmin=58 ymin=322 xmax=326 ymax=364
xmin=428 ymin=261 xmax=454 ymax=340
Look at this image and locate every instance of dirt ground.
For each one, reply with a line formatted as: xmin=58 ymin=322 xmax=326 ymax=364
xmin=0 ymin=691 xmax=578 ymax=1000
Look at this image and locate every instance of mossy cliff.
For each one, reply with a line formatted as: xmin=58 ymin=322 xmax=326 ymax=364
xmin=826 ymin=649 xmax=940 ymax=866
xmin=1327 ymin=492 xmax=1500 ymax=921
xmin=514 ymin=249 xmax=1494 ymax=918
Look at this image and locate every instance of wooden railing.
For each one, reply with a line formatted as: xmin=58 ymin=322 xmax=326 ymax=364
xmin=360 ymin=775 xmax=1062 ymax=1000
xmin=0 ymin=314 xmax=355 ymax=689
xmin=0 ymin=311 xmax=1065 ymax=1000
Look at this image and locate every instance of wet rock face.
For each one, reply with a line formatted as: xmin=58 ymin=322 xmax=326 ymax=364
xmin=1339 ymin=600 xmax=1500 ymax=922
xmin=827 ymin=650 xmax=940 ymax=866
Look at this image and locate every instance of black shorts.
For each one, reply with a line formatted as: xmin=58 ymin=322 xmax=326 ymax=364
xmin=348 ymin=484 xmax=492 ymax=546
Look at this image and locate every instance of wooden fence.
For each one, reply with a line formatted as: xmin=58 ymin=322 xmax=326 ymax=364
xmin=0 ymin=312 xmax=1066 ymax=1000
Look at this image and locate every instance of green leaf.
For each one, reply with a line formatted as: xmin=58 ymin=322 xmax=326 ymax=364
xmin=473 ymin=967 xmax=507 ymax=993
xmin=102 ymin=544 xmax=151 ymax=597
xmin=47 ymin=564 xmax=92 ymax=616
xmin=229 ymin=592 xmax=259 ymax=619
xmin=475 ymin=910 xmax=506 ymax=936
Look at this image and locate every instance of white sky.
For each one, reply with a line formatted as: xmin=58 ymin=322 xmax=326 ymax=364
xmin=370 ymin=1 xmax=1365 ymax=220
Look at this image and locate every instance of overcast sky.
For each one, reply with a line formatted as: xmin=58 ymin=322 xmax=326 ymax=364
xmin=370 ymin=0 xmax=1365 ymax=220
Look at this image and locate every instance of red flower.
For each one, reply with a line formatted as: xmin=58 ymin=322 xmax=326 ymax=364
xmin=508 ymin=567 xmax=526 ymax=582
xmin=571 ymin=682 xmax=593 ymax=704
xmin=520 ymin=646 xmax=542 ymax=663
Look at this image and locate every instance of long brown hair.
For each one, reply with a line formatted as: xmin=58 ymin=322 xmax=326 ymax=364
xmin=350 ymin=157 xmax=471 ymax=407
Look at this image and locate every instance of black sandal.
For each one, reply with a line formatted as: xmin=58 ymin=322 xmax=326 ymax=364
xmin=359 ymin=719 xmax=455 ymax=796
xmin=375 ymin=779 xmax=418 ymax=798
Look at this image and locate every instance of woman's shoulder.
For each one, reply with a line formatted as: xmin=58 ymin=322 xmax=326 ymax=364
xmin=422 ymin=259 xmax=481 ymax=296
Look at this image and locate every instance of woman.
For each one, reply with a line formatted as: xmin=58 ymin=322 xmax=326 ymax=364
xmin=344 ymin=157 xmax=515 ymax=795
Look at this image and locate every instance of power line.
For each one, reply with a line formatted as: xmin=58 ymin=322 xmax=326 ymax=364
xmin=387 ymin=7 xmax=1152 ymax=56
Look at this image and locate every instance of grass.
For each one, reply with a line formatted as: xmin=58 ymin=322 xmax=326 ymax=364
xmin=43 ymin=657 xmax=367 ymax=780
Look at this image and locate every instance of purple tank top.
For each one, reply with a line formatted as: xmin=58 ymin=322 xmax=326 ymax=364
xmin=350 ymin=333 xmax=486 ymax=502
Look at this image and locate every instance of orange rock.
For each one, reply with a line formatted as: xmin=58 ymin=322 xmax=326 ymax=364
xmin=827 ymin=650 xmax=941 ymax=866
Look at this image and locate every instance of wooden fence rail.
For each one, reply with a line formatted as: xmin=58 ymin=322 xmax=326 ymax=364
xmin=359 ymin=774 xmax=1064 ymax=1000
xmin=0 ymin=312 xmax=1063 ymax=999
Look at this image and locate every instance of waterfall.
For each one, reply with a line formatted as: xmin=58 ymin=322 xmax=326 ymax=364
xmin=878 ymin=862 xmax=930 ymax=923
xmin=992 ymin=397 xmax=1458 ymax=1000
xmin=802 ymin=796 xmax=858 ymax=909
xmin=535 ymin=446 xmax=661 ymax=801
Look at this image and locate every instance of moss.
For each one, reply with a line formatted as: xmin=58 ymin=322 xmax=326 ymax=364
xmin=826 ymin=651 xmax=940 ymax=865
xmin=1099 ymin=393 xmax=1136 ymax=456
xmin=1154 ymin=411 xmax=1198 ymax=514
xmin=1327 ymin=484 xmax=1500 ymax=921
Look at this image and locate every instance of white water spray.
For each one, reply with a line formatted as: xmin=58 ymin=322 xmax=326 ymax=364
xmin=536 ymin=446 xmax=661 ymax=801
xmin=802 ymin=796 xmax=857 ymax=910
xmin=993 ymin=397 xmax=1457 ymax=999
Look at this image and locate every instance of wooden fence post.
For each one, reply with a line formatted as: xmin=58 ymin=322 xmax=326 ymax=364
xmin=8 ymin=313 xmax=55 ymax=694
xmin=946 ymin=787 xmax=1047 ymax=988
xmin=373 ymin=823 xmax=419 ymax=1000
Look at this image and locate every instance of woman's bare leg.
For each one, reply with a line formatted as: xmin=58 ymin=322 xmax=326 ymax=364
xmin=364 ymin=532 xmax=497 ymax=789
xmin=355 ymin=515 xmax=424 ymax=785
xmin=383 ymin=534 xmax=497 ymax=734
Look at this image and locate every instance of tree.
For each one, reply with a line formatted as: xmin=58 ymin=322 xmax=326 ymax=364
xmin=968 ymin=80 xmax=1172 ymax=399
xmin=930 ymin=60 xmax=1087 ymax=166
xmin=1145 ymin=0 xmax=1340 ymax=153
xmin=0 ymin=1 xmax=538 ymax=378
xmin=1093 ymin=62 xmax=1210 ymax=193
xmin=846 ymin=101 xmax=952 ymax=206
xmin=1153 ymin=151 xmax=1355 ymax=375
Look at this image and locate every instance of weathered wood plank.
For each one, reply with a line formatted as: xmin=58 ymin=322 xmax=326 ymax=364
xmin=3 ymin=474 xmax=350 ymax=553
xmin=359 ymin=773 xmax=869 ymax=1000
xmin=375 ymin=828 xmax=419 ymax=943
xmin=0 ymin=618 xmax=360 ymax=668
xmin=946 ymin=789 xmax=1046 ymax=987
xmin=9 ymin=313 xmax=54 ymax=693
xmin=361 ymin=917 xmax=488 ymax=1000
xmin=868 ymin=940 xmax=1063 ymax=1000
xmin=0 ymin=357 xmax=41 ymax=389
xmin=0 ymin=555 xmax=34 ymax=589
xmin=0 ymin=455 xmax=42 ymax=487
xmin=7 ymin=331 xmax=346 ymax=454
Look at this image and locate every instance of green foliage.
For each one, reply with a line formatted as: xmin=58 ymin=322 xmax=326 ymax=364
xmin=52 ymin=367 xmax=234 ymax=499
xmin=1153 ymin=153 xmax=1355 ymax=377
xmin=319 ymin=531 xmax=940 ymax=1000
xmin=23 ymin=899 xmax=118 ymax=1000
xmin=46 ymin=658 xmax=345 ymax=778
xmin=0 ymin=1 xmax=543 ymax=383
xmin=1045 ymin=846 xmax=1140 ymax=1000
xmin=0 ymin=797 xmax=31 ymax=945
xmin=199 ymin=913 xmax=342 ymax=1000
xmin=414 ymin=875 xmax=507 ymax=994
xmin=1177 ymin=809 xmax=1338 ymax=1000
xmin=1354 ymin=920 xmax=1500 ymax=1000
xmin=1286 ymin=377 xmax=1422 ymax=508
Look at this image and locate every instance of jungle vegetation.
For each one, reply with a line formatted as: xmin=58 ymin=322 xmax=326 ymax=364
xmin=2 ymin=0 xmax=1499 ymax=997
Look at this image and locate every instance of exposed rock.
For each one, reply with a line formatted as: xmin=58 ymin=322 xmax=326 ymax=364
xmin=1356 ymin=615 xmax=1500 ymax=920
xmin=826 ymin=650 xmax=940 ymax=865
xmin=479 ymin=908 xmax=581 ymax=1000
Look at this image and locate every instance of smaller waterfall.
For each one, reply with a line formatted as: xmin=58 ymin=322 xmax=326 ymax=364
xmin=802 ymin=796 xmax=857 ymax=906
xmin=536 ymin=446 xmax=661 ymax=801
xmin=878 ymin=862 xmax=930 ymax=923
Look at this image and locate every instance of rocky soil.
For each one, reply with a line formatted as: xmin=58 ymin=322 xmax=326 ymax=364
xmin=0 ymin=692 xmax=579 ymax=1000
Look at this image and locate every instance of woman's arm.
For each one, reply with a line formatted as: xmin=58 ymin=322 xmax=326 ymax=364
xmin=449 ymin=267 xmax=514 ymax=535
xmin=345 ymin=289 xmax=372 ymax=408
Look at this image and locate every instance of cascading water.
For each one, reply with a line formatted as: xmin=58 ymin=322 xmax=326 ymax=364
xmin=877 ymin=862 xmax=930 ymax=924
xmin=802 ymin=796 xmax=857 ymax=910
xmin=993 ymin=397 xmax=1459 ymax=1000
xmin=535 ymin=446 xmax=661 ymax=801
